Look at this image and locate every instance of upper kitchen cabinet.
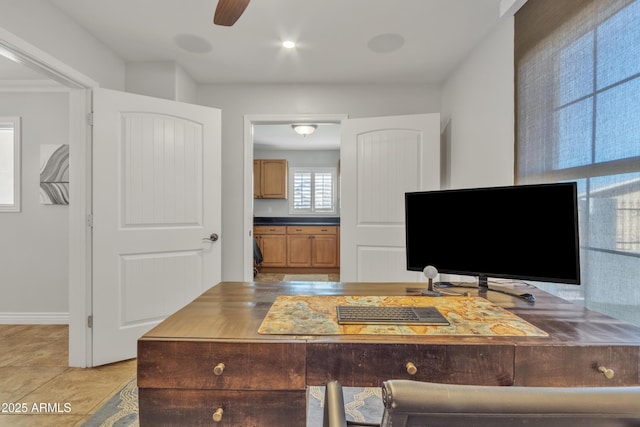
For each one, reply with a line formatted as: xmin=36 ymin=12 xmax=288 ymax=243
xmin=254 ymin=159 xmax=288 ymax=199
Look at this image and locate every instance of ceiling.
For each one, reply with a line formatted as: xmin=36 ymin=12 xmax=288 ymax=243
xmin=254 ymin=123 xmax=341 ymax=151
xmin=1 ymin=0 xmax=511 ymax=149
xmin=40 ymin=0 xmax=505 ymax=85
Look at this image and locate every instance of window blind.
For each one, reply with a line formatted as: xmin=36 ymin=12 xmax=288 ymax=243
xmin=313 ymin=172 xmax=334 ymax=211
xmin=515 ymin=0 xmax=640 ymax=326
xmin=290 ymin=167 xmax=336 ymax=214
xmin=292 ymin=171 xmax=312 ymax=210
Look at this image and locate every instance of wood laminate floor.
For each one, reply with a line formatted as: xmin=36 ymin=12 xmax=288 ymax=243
xmin=0 ymin=324 xmax=136 ymax=427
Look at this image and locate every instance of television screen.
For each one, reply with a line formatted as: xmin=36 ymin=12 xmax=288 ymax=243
xmin=405 ymin=182 xmax=580 ymax=285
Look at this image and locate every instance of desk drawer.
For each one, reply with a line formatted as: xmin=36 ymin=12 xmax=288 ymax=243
xmin=139 ymin=388 xmax=306 ymax=426
xmin=307 ymin=343 xmax=514 ymax=386
xmin=138 ymin=341 xmax=306 ymax=390
xmin=514 ymin=345 xmax=640 ymax=386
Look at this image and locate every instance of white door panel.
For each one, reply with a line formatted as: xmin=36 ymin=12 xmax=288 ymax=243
xmin=92 ymin=88 xmax=221 ymax=366
xmin=356 ymin=246 xmax=419 ymax=282
xmin=341 ymin=113 xmax=440 ymax=282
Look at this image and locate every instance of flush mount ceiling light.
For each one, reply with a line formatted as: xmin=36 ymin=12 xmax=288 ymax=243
xmin=292 ymin=124 xmax=317 ymax=136
xmin=282 ymin=40 xmax=296 ymax=49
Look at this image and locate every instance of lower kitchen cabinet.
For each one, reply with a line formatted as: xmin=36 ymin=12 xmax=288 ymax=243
xmin=254 ymin=224 xmax=339 ymax=272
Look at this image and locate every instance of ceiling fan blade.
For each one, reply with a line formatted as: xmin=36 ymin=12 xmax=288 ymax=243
xmin=214 ymin=0 xmax=250 ymax=26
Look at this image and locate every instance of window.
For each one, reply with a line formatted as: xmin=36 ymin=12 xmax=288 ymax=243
xmin=0 ymin=117 xmax=21 ymax=212
xmin=516 ymin=0 xmax=640 ymax=325
xmin=289 ymin=167 xmax=337 ymax=214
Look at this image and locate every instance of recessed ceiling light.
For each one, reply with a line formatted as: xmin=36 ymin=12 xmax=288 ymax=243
xmin=282 ymin=40 xmax=296 ymax=49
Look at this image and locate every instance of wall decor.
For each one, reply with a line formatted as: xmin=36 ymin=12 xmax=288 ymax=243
xmin=40 ymin=144 xmax=69 ymax=205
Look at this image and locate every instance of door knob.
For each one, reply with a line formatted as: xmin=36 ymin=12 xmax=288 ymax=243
xmin=203 ymin=233 xmax=219 ymax=242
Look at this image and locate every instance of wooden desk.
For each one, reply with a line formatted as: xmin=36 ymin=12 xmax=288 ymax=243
xmin=137 ymin=281 xmax=640 ymax=426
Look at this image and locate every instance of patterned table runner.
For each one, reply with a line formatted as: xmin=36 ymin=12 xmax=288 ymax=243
xmin=258 ymin=295 xmax=547 ymax=337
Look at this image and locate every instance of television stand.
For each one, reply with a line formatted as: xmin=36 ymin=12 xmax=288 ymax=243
xmin=478 ymin=275 xmax=489 ymax=288
xmin=420 ymin=287 xmax=441 ymax=297
xmin=437 ymin=277 xmax=536 ymax=302
xmin=485 ymin=282 xmax=536 ymax=302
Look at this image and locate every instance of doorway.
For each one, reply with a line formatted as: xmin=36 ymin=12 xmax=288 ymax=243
xmin=0 ymin=35 xmax=96 ymax=367
xmin=243 ymin=114 xmax=347 ymax=282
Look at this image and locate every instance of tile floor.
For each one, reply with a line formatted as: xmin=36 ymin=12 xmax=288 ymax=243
xmin=0 ymin=324 xmax=136 ymax=427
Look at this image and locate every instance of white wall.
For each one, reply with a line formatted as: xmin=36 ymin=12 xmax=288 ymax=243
xmin=0 ymin=0 xmax=125 ymax=90
xmin=0 ymin=92 xmax=69 ymax=322
xmin=126 ymin=61 xmax=198 ymax=104
xmin=437 ymin=16 xmax=516 ymax=283
xmin=254 ymin=149 xmax=341 ymax=218
xmin=197 ymin=83 xmax=440 ymax=280
xmin=175 ymin=65 xmax=199 ymax=104
xmin=440 ymin=16 xmax=515 ymax=190
xmin=0 ymin=4 xmax=518 ymax=313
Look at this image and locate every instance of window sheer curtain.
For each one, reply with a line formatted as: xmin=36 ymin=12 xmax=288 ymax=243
xmin=515 ymin=0 xmax=640 ymax=326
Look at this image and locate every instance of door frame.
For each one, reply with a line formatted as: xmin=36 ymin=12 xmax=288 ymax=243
xmin=0 ymin=27 xmax=98 ymax=367
xmin=242 ymin=114 xmax=347 ymax=281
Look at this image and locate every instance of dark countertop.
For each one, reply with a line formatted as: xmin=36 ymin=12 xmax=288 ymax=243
xmin=254 ymin=216 xmax=340 ymax=226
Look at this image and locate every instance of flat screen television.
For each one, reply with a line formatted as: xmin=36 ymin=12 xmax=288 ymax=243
xmin=405 ymin=182 xmax=580 ymax=288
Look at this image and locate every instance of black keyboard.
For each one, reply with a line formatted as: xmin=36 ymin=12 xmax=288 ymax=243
xmin=336 ymin=306 xmax=449 ymax=325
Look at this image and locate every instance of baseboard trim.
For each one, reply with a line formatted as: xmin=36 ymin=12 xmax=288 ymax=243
xmin=0 ymin=312 xmax=69 ymax=324
xmin=258 ymin=267 xmax=340 ymax=274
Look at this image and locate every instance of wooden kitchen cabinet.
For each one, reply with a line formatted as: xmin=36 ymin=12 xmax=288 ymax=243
xmin=286 ymin=234 xmax=313 ymax=267
xmin=254 ymin=159 xmax=287 ymax=199
xmin=254 ymin=224 xmax=340 ymax=272
xmin=286 ymin=226 xmax=338 ymax=268
xmin=254 ymin=226 xmax=287 ymax=267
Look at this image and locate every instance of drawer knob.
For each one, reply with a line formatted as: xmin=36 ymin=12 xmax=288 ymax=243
xmin=405 ymin=362 xmax=418 ymax=376
xmin=212 ymin=407 xmax=224 ymax=422
xmin=598 ymin=366 xmax=615 ymax=379
xmin=213 ymin=363 xmax=225 ymax=376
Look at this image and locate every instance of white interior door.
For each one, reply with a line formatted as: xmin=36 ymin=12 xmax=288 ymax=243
xmin=340 ymin=113 xmax=440 ymax=282
xmin=92 ymin=88 xmax=221 ymax=366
